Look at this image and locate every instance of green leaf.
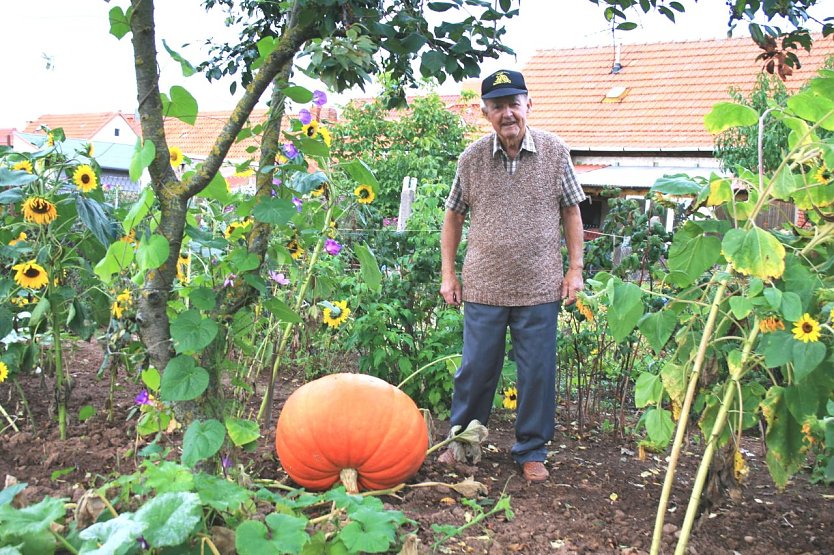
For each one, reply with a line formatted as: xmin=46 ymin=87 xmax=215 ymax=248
xmin=189 ymin=287 xmax=217 ymax=311
xmin=792 ymin=341 xmax=826 ymax=383
xmin=282 ymin=85 xmax=313 ymax=104
xmin=780 ymin=292 xmax=803 ymax=322
xmin=763 ymin=286 xmax=783 ymax=310
xmin=182 ymin=419 xmax=225 ymax=467
xmin=162 ymin=39 xmax=196 ymax=77
xmin=170 ymin=309 xmax=218 ymax=354
xmin=252 ymin=197 xmax=296 ymax=226
xmin=783 ymin=383 xmax=819 ymax=424
xmin=194 ymin=473 xmax=253 ymax=512
xmin=78 ymin=405 xmax=96 ymax=422
xmin=123 ymin=186 xmax=155 ymax=233
xmin=644 ymin=407 xmax=674 ymax=446
xmin=0 ymin=496 xmax=66 ymax=536
xmin=635 ymin=372 xmax=663 ymax=408
xmin=660 ymin=362 xmax=687 ymax=405
xmin=225 ymin=418 xmax=260 ymax=447
xmin=237 ymin=515 xmax=311 ymax=555
xmin=0 ymin=169 xmax=37 ymax=188
xmin=288 ymin=170 xmax=328 ymax=195
xmin=354 ymin=242 xmax=382 ymax=294
xmin=196 ymin=171 xmax=232 ymax=203
xmin=296 ymin=135 xmax=330 ymax=158
xmin=77 ymin=195 xmax=119 ymax=247
xmin=787 ymin=91 xmax=834 ymax=130
xmin=770 ymin=167 xmax=800 ymax=201
xmin=229 ymin=249 xmax=260 ymax=273
xmin=28 ymin=296 xmax=51 ymax=328
xmin=79 ymin=512 xmax=145 ymax=554
xmin=667 ymin=222 xmax=721 ymax=287
xmin=141 ymin=367 xmax=161 ymax=392
xmin=340 ymin=159 xmax=379 ymax=190
xmin=704 ymin=102 xmax=759 ymax=134
xmin=420 ymin=51 xmax=446 ymax=76
xmin=263 ymin=298 xmax=302 ymax=324
xmin=134 ymin=492 xmax=202 ymax=547
xmin=161 ymin=86 xmax=198 ymax=126
xmin=160 ymin=355 xmax=209 ymax=401
xmin=721 ymin=227 xmax=785 ymax=280
xmin=759 ymin=330 xmax=793 ymax=368
xmin=94 ymin=240 xmax=135 ymax=283
xmin=728 ymin=296 xmax=753 ymax=319
xmin=339 ymin=505 xmax=403 ymax=553
xmin=760 ymin=386 xmax=805 ymax=488
xmin=650 ymin=174 xmax=701 ymax=196
xmin=136 ymin=233 xmax=170 ymax=271
xmin=129 ymin=138 xmax=156 ymax=183
xmin=108 ymin=6 xmax=131 ymax=39
xmin=607 ymin=280 xmax=644 ymax=343
xmin=637 ymin=310 xmax=676 ymax=354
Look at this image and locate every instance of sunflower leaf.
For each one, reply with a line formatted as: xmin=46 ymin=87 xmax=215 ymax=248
xmin=162 ymin=39 xmax=196 ymax=77
xmin=76 ymin=196 xmax=120 ymax=247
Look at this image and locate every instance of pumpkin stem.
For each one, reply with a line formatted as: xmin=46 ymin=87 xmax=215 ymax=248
xmin=340 ymin=468 xmax=359 ymax=494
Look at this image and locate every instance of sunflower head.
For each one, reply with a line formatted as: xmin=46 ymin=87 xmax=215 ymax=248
xmin=311 ymin=183 xmax=327 ymax=197
xmin=576 ymin=299 xmax=594 ymax=322
xmin=322 ymin=300 xmax=350 ymax=329
xmin=319 ymin=126 xmax=332 ymax=147
xmin=12 ymin=260 xmax=49 ymax=289
xmin=73 ymin=164 xmax=98 ymax=193
xmin=86 ymin=143 xmax=95 ymax=157
xmin=502 ymin=387 xmax=518 ymax=410
xmin=12 ymin=160 xmax=33 ymax=173
xmin=0 ymin=361 xmax=8 ymax=384
xmin=9 ymin=232 xmax=27 ymax=246
xmin=814 ymin=164 xmax=833 ymax=184
xmin=792 ymin=313 xmax=821 ymax=343
xmin=287 ymin=238 xmax=304 ymax=260
xmin=758 ymin=316 xmax=785 ymax=333
xmin=354 ymin=184 xmax=375 ymax=204
xmin=302 ymin=120 xmax=320 ymax=139
xmin=169 ymin=146 xmax=184 ymax=167
xmin=225 ymin=220 xmax=251 ymax=239
xmin=46 ymin=133 xmax=55 ymax=147
xmin=22 ymin=196 xmax=58 ymax=225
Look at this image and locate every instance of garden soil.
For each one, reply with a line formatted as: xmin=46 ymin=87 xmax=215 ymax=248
xmin=1 ymin=340 xmax=831 ymax=554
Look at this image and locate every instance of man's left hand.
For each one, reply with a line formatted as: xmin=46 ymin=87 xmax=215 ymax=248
xmin=561 ymin=267 xmax=584 ymax=305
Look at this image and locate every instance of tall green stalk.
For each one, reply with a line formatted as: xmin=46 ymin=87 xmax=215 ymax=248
xmin=51 ymin=303 xmax=67 ymax=440
xmin=257 ymin=201 xmax=336 ymax=424
xmin=649 ymin=269 xmax=731 ymax=555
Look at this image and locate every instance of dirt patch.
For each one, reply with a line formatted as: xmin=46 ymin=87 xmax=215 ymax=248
xmin=1 ymin=342 xmax=831 ymax=554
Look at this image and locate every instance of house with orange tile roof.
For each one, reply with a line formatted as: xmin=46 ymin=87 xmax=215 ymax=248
xmin=23 ymin=112 xmax=141 ymax=145
xmin=521 ymin=35 xmax=833 ymax=231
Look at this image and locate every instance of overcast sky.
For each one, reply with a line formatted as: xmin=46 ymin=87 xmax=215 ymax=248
xmin=1 ymin=0 xmax=831 ymax=129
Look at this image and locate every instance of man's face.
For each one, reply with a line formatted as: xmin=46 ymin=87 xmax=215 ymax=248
xmin=482 ymin=94 xmax=531 ymax=146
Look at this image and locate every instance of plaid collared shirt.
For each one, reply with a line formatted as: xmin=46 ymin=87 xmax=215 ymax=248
xmin=446 ymin=128 xmax=586 ymax=214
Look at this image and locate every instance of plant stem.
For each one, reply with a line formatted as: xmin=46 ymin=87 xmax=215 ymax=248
xmin=11 ymin=378 xmax=33 ymax=428
xmin=257 ymin=201 xmax=336 ymax=424
xmin=51 ymin=304 xmax=67 ymax=440
xmin=674 ymin=322 xmax=759 ymax=555
xmin=51 ymin=529 xmax=79 ymax=554
xmin=649 ymin=270 xmax=731 ymax=555
xmin=0 ymin=401 xmax=19 ymax=433
xmin=397 ymin=354 xmax=461 ymax=390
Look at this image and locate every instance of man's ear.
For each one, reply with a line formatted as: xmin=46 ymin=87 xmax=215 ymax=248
xmin=481 ymin=105 xmax=489 ymax=118
xmin=526 ymin=97 xmax=533 ymax=112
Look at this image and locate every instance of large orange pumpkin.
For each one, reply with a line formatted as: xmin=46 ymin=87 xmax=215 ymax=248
xmin=274 ymin=373 xmax=428 ymax=493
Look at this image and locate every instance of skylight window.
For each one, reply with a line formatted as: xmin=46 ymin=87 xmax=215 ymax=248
xmin=602 ymin=86 xmax=629 ymax=103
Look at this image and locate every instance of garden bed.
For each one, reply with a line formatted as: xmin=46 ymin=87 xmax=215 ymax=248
xmin=0 ymin=340 xmax=831 ymax=554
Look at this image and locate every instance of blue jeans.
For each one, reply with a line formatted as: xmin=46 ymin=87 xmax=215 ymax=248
xmin=449 ymin=301 xmax=560 ymax=464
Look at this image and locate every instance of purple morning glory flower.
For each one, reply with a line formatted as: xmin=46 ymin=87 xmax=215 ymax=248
xmin=383 ymin=217 xmax=399 ymax=227
xmin=224 ymin=274 xmax=237 ymax=288
xmin=292 ymin=197 xmax=303 ymax=212
xmin=134 ymin=390 xmax=150 ymax=405
xmin=283 ymin=143 xmax=299 ymax=159
xmin=313 ymin=90 xmax=327 ymax=106
xmin=223 ymin=205 xmax=235 ymax=213
xmin=299 ymin=109 xmax=312 ymax=125
xmin=221 ymin=455 xmax=232 ymax=470
xmin=268 ymin=271 xmax=290 ymax=285
xmin=272 ymin=177 xmax=282 ymax=187
xmin=324 ymin=238 xmax=342 ymax=255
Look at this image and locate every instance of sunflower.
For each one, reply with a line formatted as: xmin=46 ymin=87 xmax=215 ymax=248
xmin=758 ymin=316 xmax=785 ymax=334
xmin=22 ymin=196 xmax=58 ymax=225
xmin=111 ymin=301 xmax=125 ymax=318
xmin=46 ymin=132 xmax=55 ymax=147
xmin=814 ymin=164 xmax=832 ymax=184
xmin=322 ymin=300 xmax=351 ymax=329
xmin=8 ymin=232 xmax=27 ymax=246
xmin=224 ymin=220 xmax=251 ymax=239
xmin=287 ymin=238 xmax=304 ymax=260
xmin=0 ymin=361 xmax=7 ymax=384
xmin=10 ymin=294 xmax=35 ymax=307
xmin=576 ymin=299 xmax=594 ymax=322
xmin=503 ymin=387 xmax=518 ymax=410
xmin=12 ymin=160 xmax=33 ymax=173
xmin=73 ymin=164 xmax=98 ymax=193
xmin=176 ymin=255 xmax=190 ymax=283
xmin=328 ymin=220 xmax=337 ymax=239
xmin=354 ymin=184 xmax=375 ymax=204
xmin=120 ymin=229 xmax=137 ymax=245
xmin=302 ymin=120 xmax=320 ymax=139
xmin=792 ymin=313 xmax=821 ymax=343
xmin=12 ymin=260 xmax=49 ymax=289
xmin=311 ymin=183 xmax=327 ymax=197
xmin=319 ymin=126 xmax=332 ymax=147
xmin=86 ymin=143 xmax=95 ymax=157
xmin=169 ymin=146 xmax=184 ymax=167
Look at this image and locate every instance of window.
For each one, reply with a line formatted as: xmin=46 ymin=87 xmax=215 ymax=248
xmin=114 ymin=128 xmax=120 ymax=137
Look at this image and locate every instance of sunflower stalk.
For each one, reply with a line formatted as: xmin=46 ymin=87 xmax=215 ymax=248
xmin=257 ymin=200 xmax=337 ymax=424
xmin=0 ymin=401 xmax=18 ymax=433
xmin=50 ymin=301 xmax=67 ymax=440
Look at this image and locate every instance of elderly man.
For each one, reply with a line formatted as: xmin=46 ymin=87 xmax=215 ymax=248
xmin=439 ymin=69 xmax=586 ymax=483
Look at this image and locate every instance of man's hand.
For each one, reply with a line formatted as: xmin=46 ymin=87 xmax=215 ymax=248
xmin=441 ymin=274 xmax=462 ymax=306
xmin=561 ymin=267 xmax=584 ymax=305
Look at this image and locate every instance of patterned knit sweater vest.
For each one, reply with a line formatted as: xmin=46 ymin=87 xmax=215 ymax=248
xmin=458 ymin=128 xmax=570 ymax=306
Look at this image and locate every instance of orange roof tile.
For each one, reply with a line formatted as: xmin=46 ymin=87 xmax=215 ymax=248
xmin=523 ymin=35 xmax=834 ymax=150
xmin=23 ymin=112 xmax=135 ymax=139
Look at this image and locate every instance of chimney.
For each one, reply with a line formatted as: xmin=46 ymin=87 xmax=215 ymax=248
xmin=611 ymin=42 xmax=622 ymax=74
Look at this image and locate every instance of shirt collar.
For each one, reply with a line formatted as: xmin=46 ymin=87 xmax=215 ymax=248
xmin=492 ymin=127 xmax=537 ymax=157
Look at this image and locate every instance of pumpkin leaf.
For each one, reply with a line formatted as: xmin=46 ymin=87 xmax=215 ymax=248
xmin=0 ymin=496 xmax=66 ymax=536
xmin=182 ymin=419 xmax=225 ymax=467
xmin=721 ymin=227 xmax=785 ymax=279
xmin=134 ymin=492 xmax=202 ymax=547
xmin=79 ymin=513 xmax=145 ymax=554
xmin=236 ymin=513 xmax=309 ymax=555
xmin=194 ymin=473 xmax=253 ymax=513
xmin=340 ymin=505 xmax=405 ymax=554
